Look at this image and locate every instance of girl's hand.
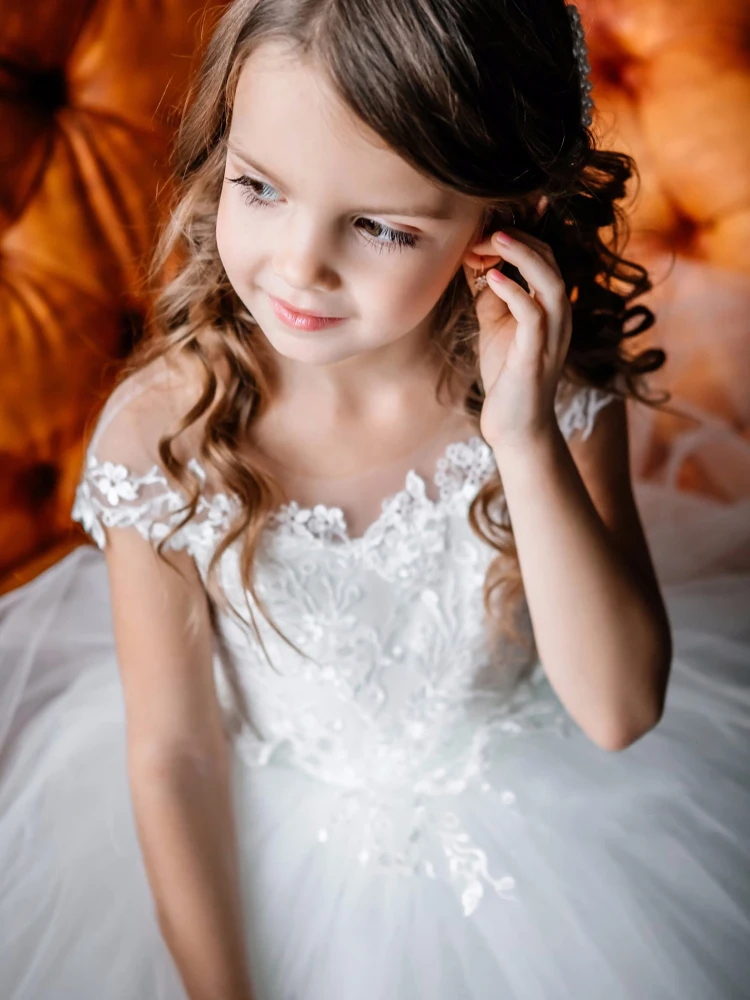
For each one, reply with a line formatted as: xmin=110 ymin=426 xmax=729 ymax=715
xmin=462 ymin=222 xmax=571 ymax=453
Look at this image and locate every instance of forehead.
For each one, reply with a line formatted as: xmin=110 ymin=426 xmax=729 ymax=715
xmin=228 ymin=41 xmax=465 ymax=215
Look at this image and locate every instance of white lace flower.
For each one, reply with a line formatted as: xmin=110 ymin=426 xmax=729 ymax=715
xmin=92 ymin=461 xmax=139 ymax=506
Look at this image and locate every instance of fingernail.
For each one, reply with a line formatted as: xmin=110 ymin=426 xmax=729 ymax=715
xmin=493 ymin=231 xmax=512 ymax=245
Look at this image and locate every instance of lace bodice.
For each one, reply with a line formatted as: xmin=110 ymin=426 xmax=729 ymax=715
xmin=71 ymin=370 xmax=617 ymax=769
xmin=71 ymin=366 xmax=617 ymax=913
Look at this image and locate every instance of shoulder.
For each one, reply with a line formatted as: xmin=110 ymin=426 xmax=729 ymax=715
xmin=553 ymin=373 xmax=620 ymax=444
xmin=71 ymin=354 xmax=212 ymax=551
xmin=559 ymin=376 xmax=663 ymax=598
xmin=87 ymin=354 xmax=203 ymax=465
xmin=553 ymin=371 xmax=638 ymax=535
xmin=554 ymin=370 xmax=630 ymax=497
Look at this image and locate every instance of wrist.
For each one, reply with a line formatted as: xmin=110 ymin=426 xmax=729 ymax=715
xmin=487 ymin=421 xmax=563 ymax=471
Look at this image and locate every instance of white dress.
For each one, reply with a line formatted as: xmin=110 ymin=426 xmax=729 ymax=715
xmin=1 ymin=363 xmax=749 ymax=1000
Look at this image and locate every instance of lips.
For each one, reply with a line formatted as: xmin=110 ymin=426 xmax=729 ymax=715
xmin=268 ymin=293 xmax=346 ymax=332
xmin=271 ymin=295 xmax=341 ymax=320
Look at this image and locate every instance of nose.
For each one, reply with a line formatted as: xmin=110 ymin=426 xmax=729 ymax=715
xmin=272 ymin=216 xmax=338 ymax=293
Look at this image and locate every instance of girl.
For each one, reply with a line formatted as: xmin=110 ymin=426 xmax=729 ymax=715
xmin=1 ymin=1 xmax=749 ymax=998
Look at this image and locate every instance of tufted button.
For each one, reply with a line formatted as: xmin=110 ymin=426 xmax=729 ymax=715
xmin=116 ymin=309 xmax=145 ymax=359
xmin=19 ymin=462 xmax=59 ymax=506
xmin=25 ymin=65 xmax=68 ymax=113
xmin=669 ymin=213 xmax=700 ymax=255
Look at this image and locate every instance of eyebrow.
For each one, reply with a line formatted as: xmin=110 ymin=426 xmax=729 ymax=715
xmin=226 ymin=140 xmax=453 ymax=220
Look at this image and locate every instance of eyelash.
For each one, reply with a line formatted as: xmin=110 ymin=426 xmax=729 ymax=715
xmin=228 ymin=175 xmax=420 ymax=254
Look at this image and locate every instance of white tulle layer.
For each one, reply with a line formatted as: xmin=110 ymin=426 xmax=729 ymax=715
xmin=1 ymin=480 xmax=750 ymax=1000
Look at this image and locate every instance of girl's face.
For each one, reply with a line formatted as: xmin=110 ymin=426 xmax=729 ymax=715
xmin=216 ymin=41 xmax=486 ymax=382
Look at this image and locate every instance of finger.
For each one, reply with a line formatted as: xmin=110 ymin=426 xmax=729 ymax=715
xmin=469 ymin=228 xmax=560 ymax=279
xmin=500 ymin=227 xmax=561 ymax=275
xmin=496 ymin=231 xmax=570 ymax=361
xmin=485 ymin=268 xmax=546 ymax=362
xmin=470 ymin=262 xmax=512 ymax=329
xmin=469 ymin=222 xmax=549 ymax=253
xmin=489 ymin=232 xmax=566 ymax=319
xmin=486 ymin=259 xmax=569 ymax=362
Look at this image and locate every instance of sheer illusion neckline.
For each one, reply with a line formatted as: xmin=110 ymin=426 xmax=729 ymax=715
xmin=251 ymin=408 xmax=476 ymax=486
xmin=74 ymin=378 xmax=614 ymax=555
xmin=190 ymin=432 xmax=496 ymax=547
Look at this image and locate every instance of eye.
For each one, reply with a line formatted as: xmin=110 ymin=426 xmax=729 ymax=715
xmin=355 ymin=218 xmax=419 ymax=253
xmin=229 ymin=175 xmax=279 ymax=208
xmin=227 ymin=175 xmax=420 ymax=254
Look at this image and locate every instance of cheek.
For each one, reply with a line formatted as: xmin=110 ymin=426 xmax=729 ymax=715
xmin=215 ymin=194 xmax=249 ymax=281
xmin=374 ymin=248 xmax=459 ymax=324
xmin=215 ymin=198 xmax=232 ymax=269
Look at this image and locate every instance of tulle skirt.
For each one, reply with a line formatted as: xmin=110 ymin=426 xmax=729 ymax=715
xmin=1 ymin=478 xmax=750 ymax=1000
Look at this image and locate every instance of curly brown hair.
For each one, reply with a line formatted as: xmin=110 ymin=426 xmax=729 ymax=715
xmin=115 ymin=0 xmax=671 ymax=667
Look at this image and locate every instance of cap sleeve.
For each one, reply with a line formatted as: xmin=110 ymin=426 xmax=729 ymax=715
xmin=71 ymin=362 xmax=231 ymax=554
xmin=554 ymin=376 xmax=618 ymax=442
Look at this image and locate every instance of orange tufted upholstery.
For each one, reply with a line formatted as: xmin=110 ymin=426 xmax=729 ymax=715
xmin=1 ymin=0 xmax=749 ymax=595
xmin=0 ymin=0 xmax=231 ymax=593
xmin=575 ymin=0 xmax=750 ymax=500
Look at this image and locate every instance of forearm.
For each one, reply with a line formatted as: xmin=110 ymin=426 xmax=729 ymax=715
xmin=493 ymin=424 xmax=671 ymax=750
xmin=128 ymin=747 xmax=255 ymax=1000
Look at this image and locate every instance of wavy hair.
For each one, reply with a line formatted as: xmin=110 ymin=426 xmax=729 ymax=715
xmin=117 ymin=0 xmax=671 ymax=666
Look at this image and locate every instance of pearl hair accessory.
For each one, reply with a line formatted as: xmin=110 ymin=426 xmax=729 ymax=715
xmin=566 ymin=3 xmax=595 ymax=128
xmin=472 ymin=4 xmax=594 ymax=296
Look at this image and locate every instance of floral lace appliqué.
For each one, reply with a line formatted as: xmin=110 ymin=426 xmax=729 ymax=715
xmin=71 ymin=454 xmax=234 ymax=555
xmin=266 ymin=435 xmax=497 ymax=549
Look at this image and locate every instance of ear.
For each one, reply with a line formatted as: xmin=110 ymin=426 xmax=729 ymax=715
xmin=462 ymin=246 xmax=503 ymax=274
xmin=461 ymin=192 xmax=550 ymax=274
xmin=462 ymin=212 xmax=500 ymax=273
